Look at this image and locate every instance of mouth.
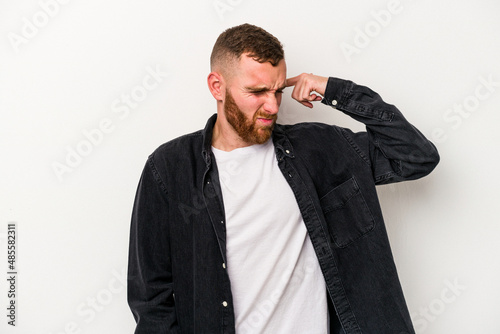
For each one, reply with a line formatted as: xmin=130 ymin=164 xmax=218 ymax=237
xmin=256 ymin=118 xmax=274 ymax=125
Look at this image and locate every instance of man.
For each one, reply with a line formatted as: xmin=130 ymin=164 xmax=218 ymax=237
xmin=128 ymin=23 xmax=439 ymax=333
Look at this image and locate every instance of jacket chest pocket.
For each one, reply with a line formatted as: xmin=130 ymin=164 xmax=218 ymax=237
xmin=320 ymin=176 xmax=375 ymax=248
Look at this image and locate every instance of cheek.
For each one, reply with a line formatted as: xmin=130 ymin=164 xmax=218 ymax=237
xmin=239 ymin=95 xmax=265 ymax=112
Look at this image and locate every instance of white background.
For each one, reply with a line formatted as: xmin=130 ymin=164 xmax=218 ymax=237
xmin=1 ymin=0 xmax=499 ymax=333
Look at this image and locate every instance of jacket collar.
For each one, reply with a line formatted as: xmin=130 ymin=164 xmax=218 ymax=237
xmin=272 ymin=124 xmax=295 ymax=159
xmin=201 ymin=114 xmax=218 ymax=168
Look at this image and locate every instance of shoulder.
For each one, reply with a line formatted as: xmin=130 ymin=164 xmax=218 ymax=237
xmin=154 ymin=129 xmax=203 ymax=154
xmin=273 ymin=122 xmax=361 ymax=158
xmin=148 ymin=128 xmax=204 ymax=167
xmin=275 ymin=122 xmax=343 ymax=140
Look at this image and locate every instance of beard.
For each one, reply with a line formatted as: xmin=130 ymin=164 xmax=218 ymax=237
xmin=224 ymin=89 xmax=277 ymax=145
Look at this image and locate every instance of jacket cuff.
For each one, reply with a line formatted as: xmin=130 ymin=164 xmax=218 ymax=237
xmin=321 ymin=77 xmax=354 ymax=108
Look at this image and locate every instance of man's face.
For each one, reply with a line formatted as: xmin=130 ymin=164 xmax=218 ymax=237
xmin=223 ymin=54 xmax=287 ymax=145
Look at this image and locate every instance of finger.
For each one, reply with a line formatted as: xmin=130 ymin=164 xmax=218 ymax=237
xmin=300 ymin=101 xmax=314 ymax=108
xmin=300 ymin=92 xmax=321 ymax=102
xmin=292 ymin=82 xmax=310 ymax=101
xmin=285 ymin=75 xmax=300 ymax=87
xmin=303 ymin=96 xmax=321 ymax=106
xmin=308 ymin=93 xmax=319 ymax=101
xmin=295 ymin=94 xmax=322 ymax=107
xmin=299 ymin=83 xmax=320 ymax=101
xmin=304 ymin=93 xmax=323 ymax=101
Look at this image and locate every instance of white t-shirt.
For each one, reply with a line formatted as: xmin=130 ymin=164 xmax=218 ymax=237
xmin=212 ymin=140 xmax=328 ymax=334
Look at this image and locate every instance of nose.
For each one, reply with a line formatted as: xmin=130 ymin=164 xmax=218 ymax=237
xmin=263 ymin=93 xmax=281 ymax=115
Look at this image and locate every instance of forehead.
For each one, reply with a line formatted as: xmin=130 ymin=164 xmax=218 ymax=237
xmin=232 ymin=55 xmax=286 ymax=89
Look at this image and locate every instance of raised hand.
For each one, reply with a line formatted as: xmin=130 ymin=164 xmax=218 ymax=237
xmin=285 ymin=73 xmax=329 ymax=108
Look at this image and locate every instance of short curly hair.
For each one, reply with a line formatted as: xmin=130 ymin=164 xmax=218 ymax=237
xmin=210 ymin=23 xmax=284 ymax=73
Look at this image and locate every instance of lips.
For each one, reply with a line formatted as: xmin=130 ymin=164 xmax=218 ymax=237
xmin=257 ymin=118 xmax=274 ymax=125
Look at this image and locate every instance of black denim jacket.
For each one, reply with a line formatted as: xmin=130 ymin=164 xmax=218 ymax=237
xmin=128 ymin=77 xmax=440 ymax=333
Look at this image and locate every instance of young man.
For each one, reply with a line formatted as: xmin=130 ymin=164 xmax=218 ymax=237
xmin=128 ymin=23 xmax=439 ymax=333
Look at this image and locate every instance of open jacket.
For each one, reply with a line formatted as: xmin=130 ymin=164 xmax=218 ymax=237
xmin=128 ymin=77 xmax=440 ymax=333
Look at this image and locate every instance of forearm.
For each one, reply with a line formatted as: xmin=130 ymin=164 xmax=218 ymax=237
xmin=321 ymin=77 xmax=439 ymax=183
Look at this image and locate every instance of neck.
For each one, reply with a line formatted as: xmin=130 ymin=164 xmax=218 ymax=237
xmin=212 ymin=116 xmax=252 ymax=152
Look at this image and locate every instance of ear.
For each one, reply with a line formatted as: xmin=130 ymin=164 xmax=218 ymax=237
xmin=207 ymin=71 xmax=225 ymax=101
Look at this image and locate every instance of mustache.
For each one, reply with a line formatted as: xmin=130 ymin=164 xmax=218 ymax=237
xmin=254 ymin=111 xmax=277 ymax=121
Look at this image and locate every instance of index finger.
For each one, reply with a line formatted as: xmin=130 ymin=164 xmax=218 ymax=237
xmin=285 ymin=75 xmax=299 ymax=87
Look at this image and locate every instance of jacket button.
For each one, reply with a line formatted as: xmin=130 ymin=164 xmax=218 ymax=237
xmin=331 ymin=99 xmax=338 ymax=106
xmin=222 ymin=301 xmax=228 ymax=307
xmin=285 ymin=149 xmax=290 ymax=154
xmin=222 ymin=263 xmax=226 ymax=269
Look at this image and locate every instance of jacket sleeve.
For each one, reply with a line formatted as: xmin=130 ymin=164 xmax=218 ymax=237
xmin=127 ymin=156 xmax=180 ymax=333
xmin=321 ymin=77 xmax=440 ymax=185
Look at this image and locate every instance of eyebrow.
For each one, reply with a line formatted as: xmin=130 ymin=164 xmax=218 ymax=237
xmin=245 ymin=84 xmax=287 ymax=93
